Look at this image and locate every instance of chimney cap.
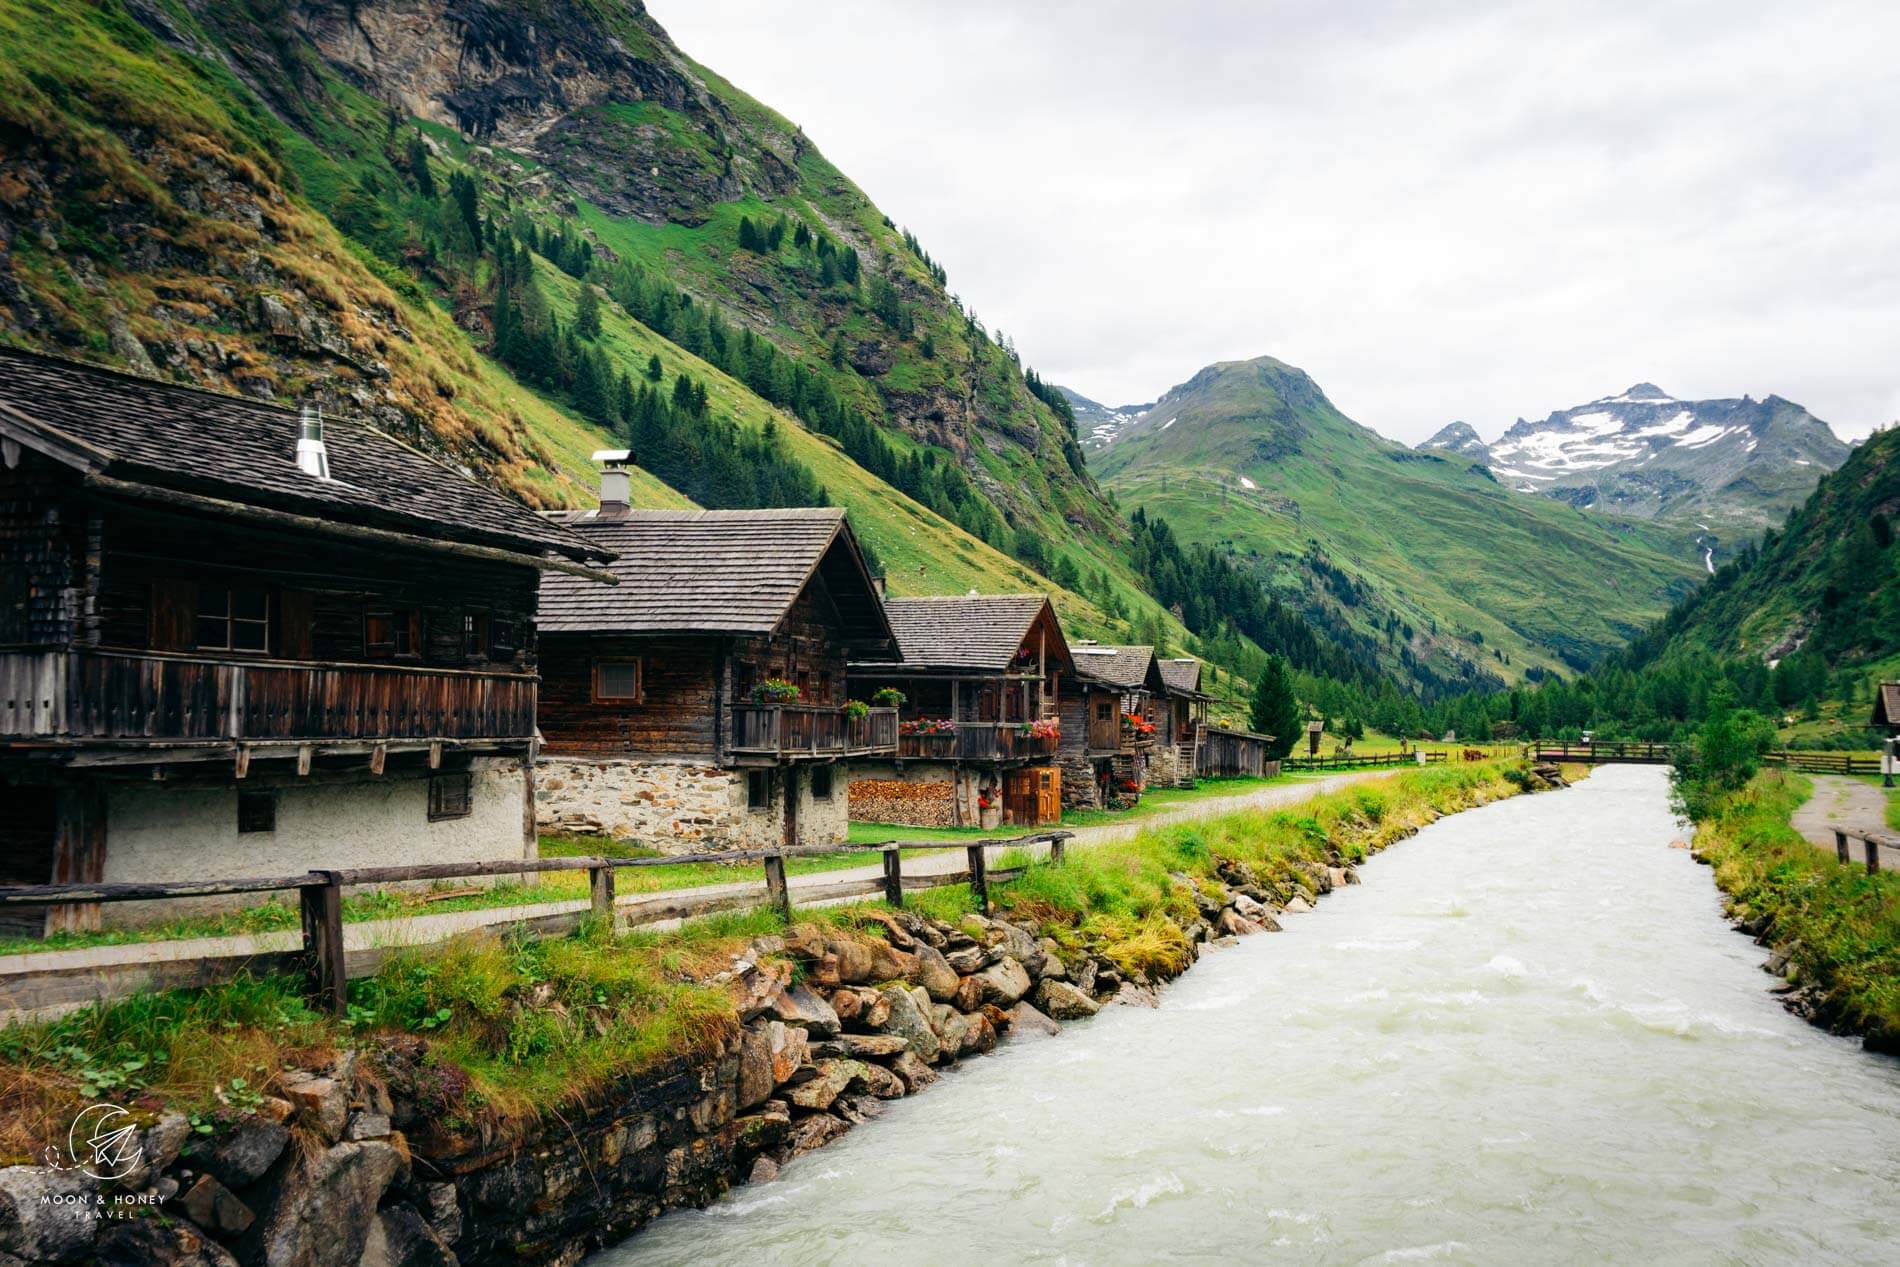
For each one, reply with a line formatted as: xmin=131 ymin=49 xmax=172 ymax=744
xmin=592 ymin=449 xmax=633 ymax=467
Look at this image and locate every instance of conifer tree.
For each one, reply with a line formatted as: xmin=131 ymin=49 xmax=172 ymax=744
xmin=645 ymin=353 xmax=663 ymax=382
xmin=574 ymin=284 xmax=602 ymax=340
xmin=1250 ymin=654 xmax=1302 ymax=760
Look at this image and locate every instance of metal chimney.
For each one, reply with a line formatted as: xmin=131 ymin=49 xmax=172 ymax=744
xmin=296 ymin=403 xmax=332 ymax=481
xmin=592 ymin=449 xmax=634 ymax=517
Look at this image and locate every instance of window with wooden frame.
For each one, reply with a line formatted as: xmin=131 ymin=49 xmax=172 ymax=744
xmin=364 ymin=609 xmax=422 ymax=660
xmin=746 ymin=770 xmax=772 ymax=812
xmin=196 ymin=585 xmax=271 ymax=653
xmin=428 ymin=771 xmax=473 ymax=821
xmin=593 ymin=660 xmax=642 ymax=702
xmin=462 ymin=612 xmax=490 ymax=661
xmin=237 ymin=791 xmax=277 ymax=834
xmin=1095 ymin=699 xmax=1114 ymax=722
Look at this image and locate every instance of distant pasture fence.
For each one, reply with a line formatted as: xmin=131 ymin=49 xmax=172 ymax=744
xmin=0 ymin=832 xmax=1072 ymax=1021
xmin=1282 ymin=750 xmax=1449 ymax=772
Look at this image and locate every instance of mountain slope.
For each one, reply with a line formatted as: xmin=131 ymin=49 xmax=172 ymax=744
xmin=1093 ymin=357 xmax=1704 ymax=687
xmin=1617 ymin=423 xmax=1900 ymax=670
xmin=0 ymin=0 xmax=1249 ymax=665
xmin=1422 ymin=384 xmax=1850 ymax=554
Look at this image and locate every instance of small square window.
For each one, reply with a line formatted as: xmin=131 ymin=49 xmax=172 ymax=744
xmin=428 ymin=772 xmax=473 ymax=821
xmin=237 ymin=792 xmax=276 ymax=834
xmin=462 ymin=612 xmax=489 ymax=660
xmin=594 ymin=661 xmax=642 ymax=702
xmin=747 ymin=770 xmax=772 ymax=812
xmin=811 ymin=766 xmax=834 ymax=800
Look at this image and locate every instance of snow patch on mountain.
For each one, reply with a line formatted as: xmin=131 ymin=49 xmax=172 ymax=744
xmin=1059 ymin=385 xmax=1158 ymax=450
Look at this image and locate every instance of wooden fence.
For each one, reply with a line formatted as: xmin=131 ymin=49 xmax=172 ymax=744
xmin=1768 ymin=751 xmax=1883 ymax=776
xmin=1833 ymin=827 xmax=1897 ymax=874
xmin=0 ymin=833 xmax=1072 ymax=1019
xmin=1283 ymin=751 xmax=1449 ymax=772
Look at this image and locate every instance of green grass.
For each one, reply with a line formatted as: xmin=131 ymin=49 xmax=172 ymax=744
xmin=1695 ymin=770 xmax=1900 ymax=1050
xmin=845 ymin=774 xmax=1306 ymax=844
xmin=1092 ymin=357 xmax=1700 ymax=687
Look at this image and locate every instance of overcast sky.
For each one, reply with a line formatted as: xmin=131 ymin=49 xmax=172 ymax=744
xmin=649 ymin=1 xmax=1898 ymax=444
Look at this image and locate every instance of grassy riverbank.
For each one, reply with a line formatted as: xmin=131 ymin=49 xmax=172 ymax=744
xmin=0 ymin=762 xmax=1536 ymax=1157
xmin=1692 ymin=770 xmax=1900 ymax=1051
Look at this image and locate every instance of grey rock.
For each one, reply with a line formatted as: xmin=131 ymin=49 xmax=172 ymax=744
xmin=988 ymin=921 xmax=1047 ymax=977
xmin=204 ymin=1117 xmax=290 ymax=1189
xmin=418 ymin=1183 xmax=461 ymax=1246
xmin=785 ymin=1114 xmax=851 ymax=1159
xmin=281 ymin=1075 xmax=348 ymax=1144
xmin=943 ymin=945 xmax=988 ymax=974
xmin=1114 ymin=983 xmax=1160 ymax=1008
xmin=1007 ymin=1001 xmax=1062 ymax=1039
xmin=1034 ymin=979 xmax=1102 ymax=1020
xmin=0 ymin=1166 xmax=96 ymax=1264
xmin=251 ymin=1140 xmax=404 ymax=1267
xmin=180 ymin=1174 xmax=254 ymax=1237
xmin=1036 ymin=939 xmax=1069 ymax=980
xmin=356 ymin=1206 xmax=456 ymax=1267
xmin=877 ymin=984 xmax=941 ymax=1062
xmin=974 ymin=957 xmax=1032 ymax=1006
xmin=836 ymin=1033 xmax=909 ymax=1059
xmin=768 ymin=984 xmax=842 ymax=1038
xmin=857 ymin=1063 xmax=907 ymax=1100
xmin=890 ymin=1049 xmax=938 ymax=1094
xmin=345 ymin=1113 xmax=391 ymax=1142
xmin=932 ymin=1007 xmax=971 ymax=1059
xmin=786 ymin=1060 xmax=867 ymax=1111
xmin=748 ymin=1157 xmax=780 ymax=1184
xmin=93 ymin=1219 xmax=237 ymax=1267
xmin=107 ymin=312 xmax=158 ymax=377
xmin=911 ymin=943 xmax=961 ymax=1002
xmin=735 ymin=1026 xmax=777 ymax=1110
xmin=1284 ymin=895 xmax=1314 ymax=914
xmin=1215 ymin=908 xmax=1261 ymax=938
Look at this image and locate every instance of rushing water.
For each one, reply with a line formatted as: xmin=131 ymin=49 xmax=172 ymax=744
xmin=599 ymin=766 xmax=1900 ymax=1265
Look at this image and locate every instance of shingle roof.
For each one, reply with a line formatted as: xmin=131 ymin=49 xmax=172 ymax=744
xmin=538 ymin=508 xmax=892 ymax=647
xmin=1158 ymin=658 xmax=1204 ymax=696
xmin=1073 ymin=644 xmax=1157 ymax=690
xmin=0 ymin=347 xmax=604 ymax=565
xmin=861 ymin=595 xmax=1054 ymax=671
xmin=1876 ymin=682 xmax=1900 ymax=729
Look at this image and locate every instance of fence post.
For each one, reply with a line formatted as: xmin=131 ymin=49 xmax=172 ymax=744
xmin=1868 ymin=837 xmax=1881 ymax=876
xmin=882 ymin=848 xmax=904 ymax=907
xmin=764 ymin=853 xmax=791 ymax=918
xmin=966 ymin=843 xmax=989 ymax=913
xmin=1836 ymin=830 xmax=1850 ymax=865
xmin=589 ymin=861 xmax=615 ymax=924
xmin=299 ymin=870 xmax=346 ymax=1017
xmin=1050 ymin=834 xmax=1067 ymax=866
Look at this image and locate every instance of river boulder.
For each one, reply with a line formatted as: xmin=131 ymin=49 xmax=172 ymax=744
xmin=911 ymin=943 xmax=961 ymax=1002
xmin=1033 ymin=980 xmax=1101 ymax=1020
xmin=768 ymin=984 xmax=842 ymax=1037
xmin=0 ymin=1165 xmax=97 ymax=1264
xmin=974 ymin=957 xmax=1033 ymax=1006
xmin=786 ymin=1060 xmax=868 ymax=1111
xmin=1008 ymin=1001 xmax=1063 ymax=1038
xmin=877 ymin=985 xmax=941 ymax=1063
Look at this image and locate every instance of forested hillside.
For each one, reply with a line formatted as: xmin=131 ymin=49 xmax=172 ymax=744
xmin=0 ymin=0 xmax=1371 ymax=696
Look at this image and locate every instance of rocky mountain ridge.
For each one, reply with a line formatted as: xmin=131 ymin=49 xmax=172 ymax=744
xmin=1421 ymin=383 xmax=1851 ymax=541
xmin=1060 ymin=384 xmax=1155 ymax=450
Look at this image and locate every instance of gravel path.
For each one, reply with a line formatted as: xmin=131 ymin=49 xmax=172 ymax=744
xmin=1790 ymin=774 xmax=1893 ymax=865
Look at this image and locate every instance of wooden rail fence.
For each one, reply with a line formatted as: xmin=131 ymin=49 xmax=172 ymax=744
xmin=1833 ymin=827 xmax=1898 ymax=874
xmin=0 ymin=832 xmax=1072 ymax=1018
xmin=1283 ymin=751 xmax=1449 ymax=772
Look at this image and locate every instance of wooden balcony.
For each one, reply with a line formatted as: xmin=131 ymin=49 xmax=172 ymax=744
xmin=729 ymin=704 xmax=897 ymax=762
xmin=0 ymin=647 xmax=536 ymax=756
xmin=896 ymin=721 xmax=1060 ymax=764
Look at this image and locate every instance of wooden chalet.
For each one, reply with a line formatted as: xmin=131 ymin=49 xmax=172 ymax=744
xmin=1061 ymin=643 xmax=1165 ymax=808
xmin=0 ymin=348 xmax=610 ymax=932
xmin=846 ymin=595 xmax=1072 ymax=828
xmin=1156 ymin=657 xmax=1211 ymax=788
xmin=1875 ymin=683 xmax=1899 ymax=787
xmin=534 ymin=483 xmax=897 ymax=850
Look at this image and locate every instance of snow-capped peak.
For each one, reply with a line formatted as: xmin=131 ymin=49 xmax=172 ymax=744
xmin=1595 ymin=382 xmax=1675 ymax=405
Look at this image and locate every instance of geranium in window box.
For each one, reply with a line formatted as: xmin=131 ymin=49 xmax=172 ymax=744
xmin=751 ymin=678 xmax=801 ymax=704
xmin=899 ymin=717 xmax=957 ymax=736
xmin=843 ymin=700 xmax=871 ymax=722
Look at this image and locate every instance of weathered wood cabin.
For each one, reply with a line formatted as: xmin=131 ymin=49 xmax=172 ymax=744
xmin=533 ymin=487 xmax=897 ymax=851
xmin=1197 ymin=726 xmax=1280 ymax=779
xmin=0 ymin=349 xmax=611 ymax=932
xmin=1875 ymin=683 xmax=1899 ymax=786
xmin=847 ymin=595 xmax=1073 ymax=828
xmin=1059 ymin=643 xmax=1164 ymax=810
xmin=1156 ymin=657 xmax=1211 ymax=788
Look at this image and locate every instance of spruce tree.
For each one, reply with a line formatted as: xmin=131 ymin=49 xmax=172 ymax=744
xmin=1250 ymin=654 xmax=1302 ymax=760
xmin=645 ymin=353 xmax=663 ymax=382
xmin=575 ymin=284 xmax=602 ymax=340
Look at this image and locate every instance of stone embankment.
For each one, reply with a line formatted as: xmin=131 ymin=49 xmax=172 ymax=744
xmin=0 ymin=766 xmax=1562 ymax=1267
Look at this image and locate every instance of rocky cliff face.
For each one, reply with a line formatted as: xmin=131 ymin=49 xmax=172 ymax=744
xmin=1418 ymin=420 xmax=1486 ymax=459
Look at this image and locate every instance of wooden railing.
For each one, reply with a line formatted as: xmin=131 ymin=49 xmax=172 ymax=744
xmin=0 ymin=647 xmax=535 ymax=744
xmin=730 ymin=704 xmax=898 ymax=758
xmin=1833 ymin=827 xmax=1897 ymax=874
xmin=0 ymin=831 xmax=1073 ymax=1017
xmin=1284 ymin=750 xmax=1448 ymax=771
xmin=1529 ymin=741 xmax=1677 ymax=764
xmin=895 ymin=721 xmax=1059 ymax=762
xmin=1768 ymin=751 xmax=1883 ymax=776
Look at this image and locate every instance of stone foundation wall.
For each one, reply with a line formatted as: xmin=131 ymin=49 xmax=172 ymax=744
xmin=1058 ymin=753 xmax=1104 ymax=811
xmin=536 ymin=758 xmax=848 ymax=852
xmin=101 ymin=757 xmax=530 ymax=924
